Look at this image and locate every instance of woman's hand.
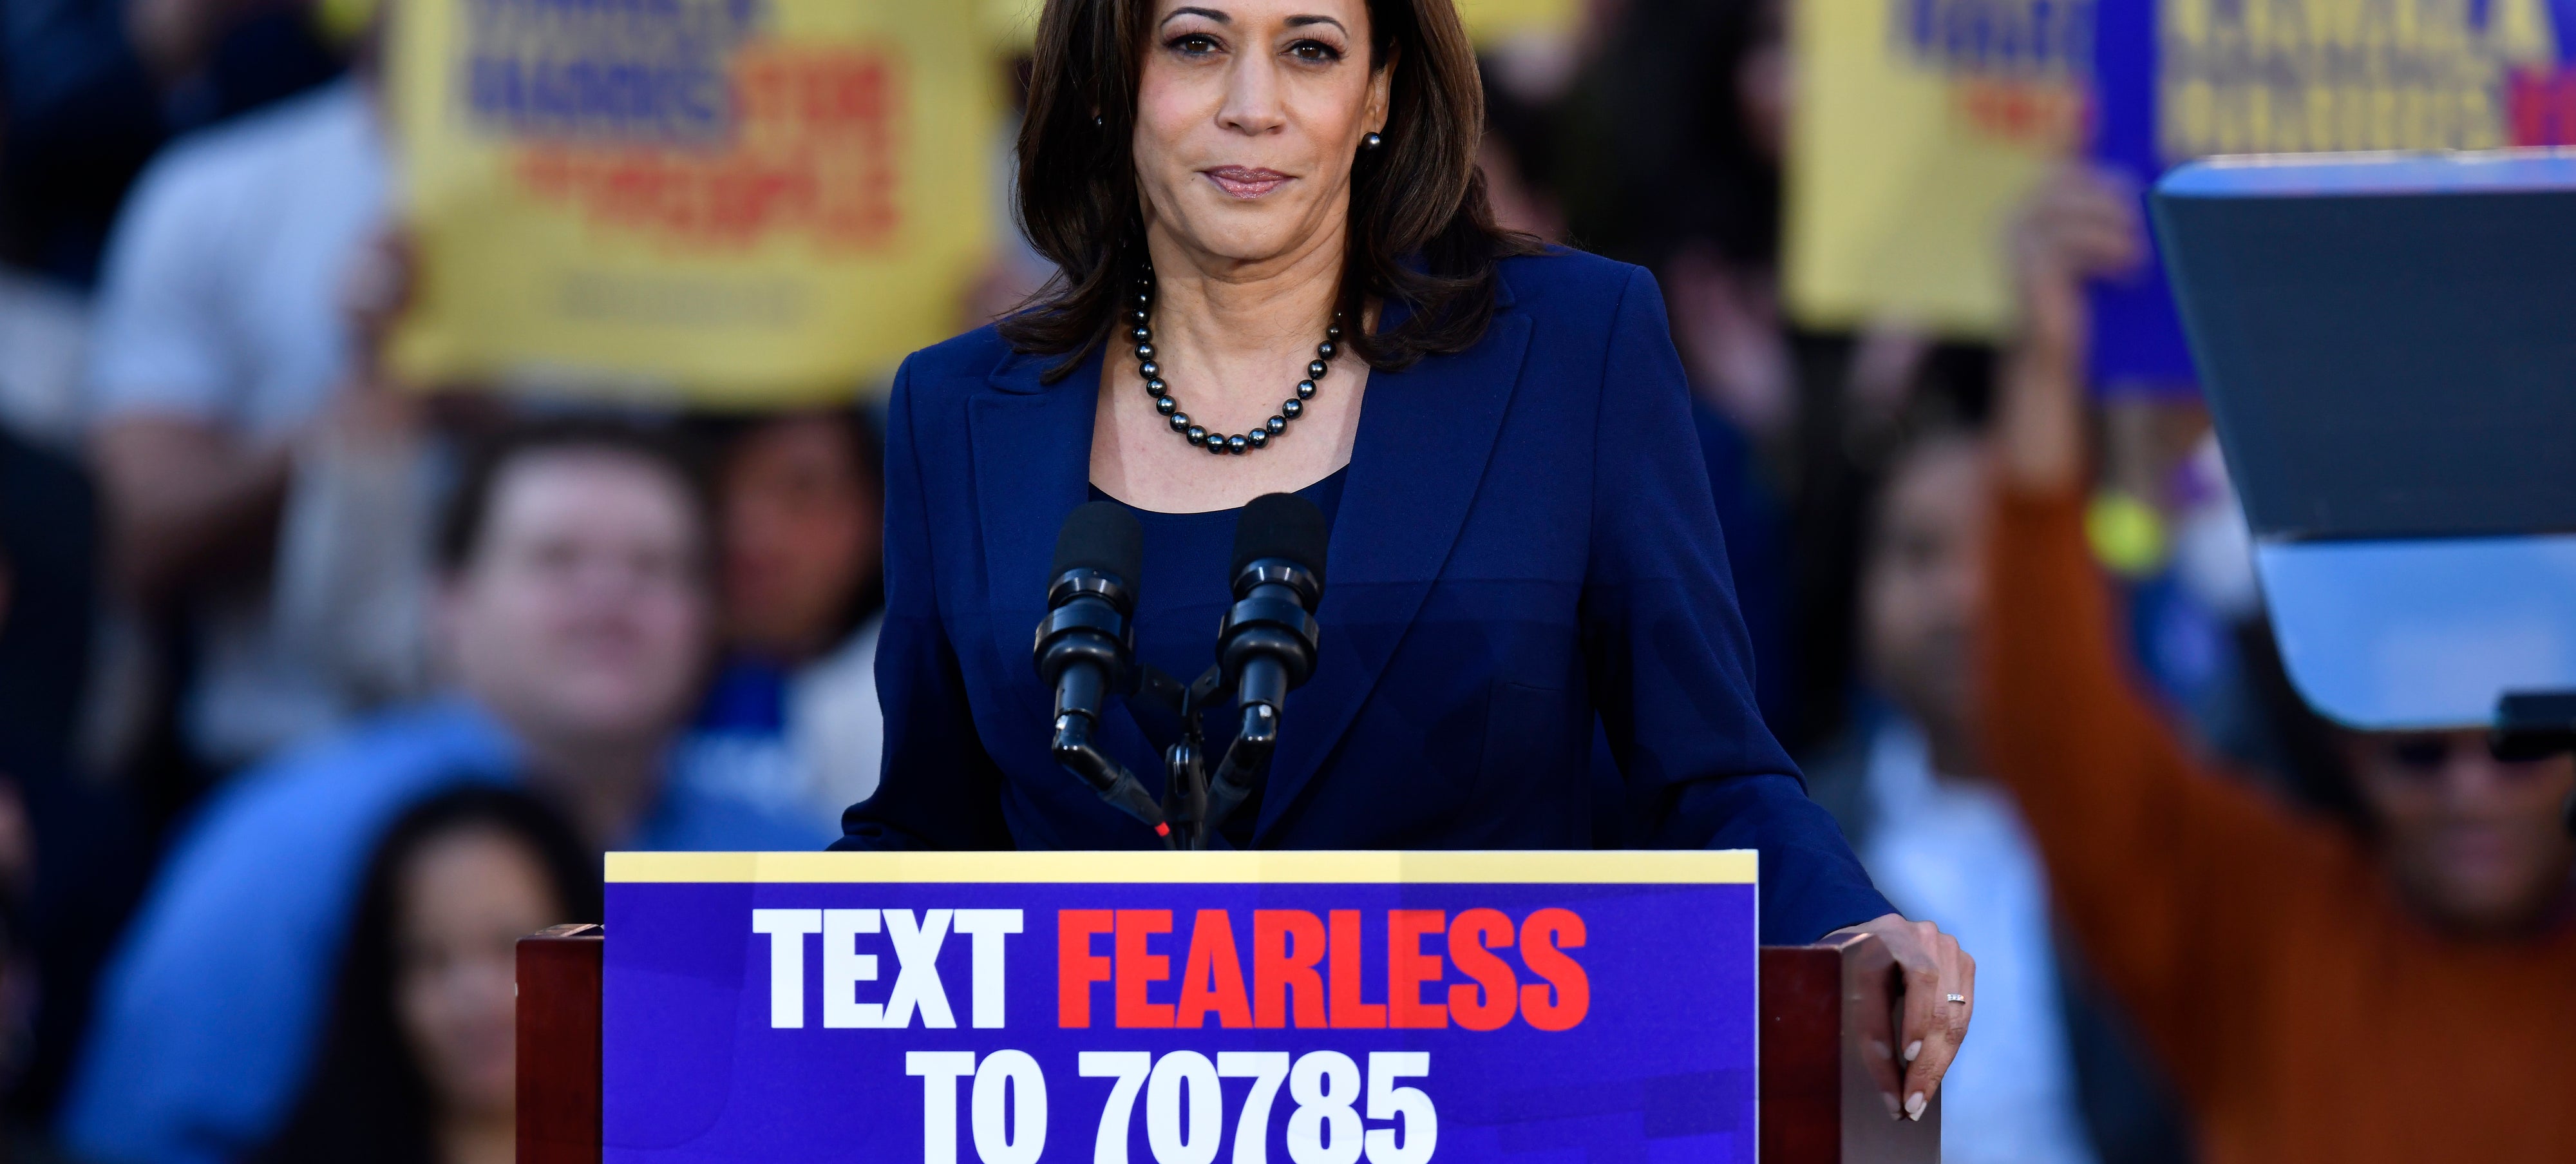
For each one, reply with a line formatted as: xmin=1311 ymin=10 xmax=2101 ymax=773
xmin=1827 ymin=912 xmax=1976 ymax=1121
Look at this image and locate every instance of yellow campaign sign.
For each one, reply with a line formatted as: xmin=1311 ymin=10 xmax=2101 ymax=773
xmin=388 ymin=0 xmax=996 ymax=404
xmin=1783 ymin=0 xmax=2087 ymax=338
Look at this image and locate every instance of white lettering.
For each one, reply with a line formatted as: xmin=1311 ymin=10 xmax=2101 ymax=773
xmin=1147 ymin=1050 xmax=1223 ymax=1164
xmin=909 ymin=1051 xmax=977 ymax=1164
xmin=1079 ymin=1051 xmax=1151 ymax=1164
xmin=1362 ymin=1053 xmax=1435 ymax=1164
xmin=749 ymin=909 xmax=821 ymax=1029
xmin=972 ymin=1049 xmax=1048 ymax=1164
xmin=825 ymin=909 xmax=884 ymax=1028
xmin=1216 ymin=1053 xmax=1289 ymax=1164
xmin=884 ymin=909 xmax=958 ymax=1029
xmin=953 ymin=908 xmax=1025 ymax=1029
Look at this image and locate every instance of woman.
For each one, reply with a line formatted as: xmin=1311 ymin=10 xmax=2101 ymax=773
xmin=678 ymin=409 xmax=887 ymax=834
xmin=837 ymin=0 xmax=1973 ymax=1120
xmin=258 ymin=787 xmax=599 ymax=1164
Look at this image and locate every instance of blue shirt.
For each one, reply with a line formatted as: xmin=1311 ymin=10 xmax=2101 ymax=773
xmin=61 ymin=696 xmax=822 ymax=1164
xmin=1094 ymin=468 xmax=1349 ymax=787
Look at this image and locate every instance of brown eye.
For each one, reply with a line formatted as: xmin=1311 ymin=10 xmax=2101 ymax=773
xmin=1170 ymin=33 xmax=1220 ymax=55
xmin=1289 ymin=39 xmax=1340 ymax=62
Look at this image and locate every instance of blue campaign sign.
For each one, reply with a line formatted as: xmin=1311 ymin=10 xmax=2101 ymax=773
xmin=600 ymin=851 xmax=1759 ymax=1163
xmin=2085 ymin=0 xmax=2576 ymax=392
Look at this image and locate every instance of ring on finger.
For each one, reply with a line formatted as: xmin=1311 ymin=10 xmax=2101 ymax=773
xmin=1945 ymin=993 xmax=1967 ymax=1004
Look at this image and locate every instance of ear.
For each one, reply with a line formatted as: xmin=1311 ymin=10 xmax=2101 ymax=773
xmin=1364 ymin=43 xmax=1397 ymax=135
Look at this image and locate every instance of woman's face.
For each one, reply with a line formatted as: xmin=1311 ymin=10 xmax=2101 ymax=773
xmin=1132 ymin=0 xmax=1392 ymax=269
xmin=395 ymin=826 xmax=565 ymax=1123
xmin=720 ymin=414 xmax=881 ymax=662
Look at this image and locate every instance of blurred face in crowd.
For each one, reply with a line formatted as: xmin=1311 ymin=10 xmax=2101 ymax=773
xmin=2342 ymin=731 xmax=2575 ymax=935
xmin=1735 ymin=0 xmax=1790 ymax=162
xmin=395 ymin=825 xmax=565 ymax=1128
xmin=439 ymin=449 xmax=712 ymax=749
xmin=1862 ymin=434 xmax=1991 ymax=765
xmin=720 ymin=414 xmax=882 ymax=662
xmin=1132 ymin=0 xmax=1393 ymax=267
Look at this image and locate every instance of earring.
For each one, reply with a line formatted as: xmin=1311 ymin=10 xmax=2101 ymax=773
xmin=1362 ymin=131 xmax=1383 ymax=149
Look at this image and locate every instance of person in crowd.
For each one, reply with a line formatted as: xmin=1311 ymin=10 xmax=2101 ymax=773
xmin=845 ymin=0 xmax=1973 ymax=1123
xmin=256 ymin=786 xmax=598 ymax=1164
xmin=1803 ymin=415 xmax=2192 ymax=1164
xmin=1982 ymin=166 xmax=2576 ymax=1161
xmin=81 ymin=24 xmax=404 ymax=781
xmin=62 ymin=418 xmax=819 ymax=1164
xmin=676 ymin=408 xmax=888 ymax=834
xmin=1556 ymin=0 xmax=1991 ymax=752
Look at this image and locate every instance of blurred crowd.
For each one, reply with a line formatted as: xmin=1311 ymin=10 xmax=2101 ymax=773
xmin=1 ymin=0 xmax=2571 ymax=1161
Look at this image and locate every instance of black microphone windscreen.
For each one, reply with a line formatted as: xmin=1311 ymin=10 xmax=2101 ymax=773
xmin=1052 ymin=501 xmax=1144 ymax=585
xmin=1231 ymin=492 xmax=1329 ymax=593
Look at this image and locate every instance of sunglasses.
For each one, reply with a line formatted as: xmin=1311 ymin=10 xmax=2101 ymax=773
xmin=2377 ymin=734 xmax=2550 ymax=778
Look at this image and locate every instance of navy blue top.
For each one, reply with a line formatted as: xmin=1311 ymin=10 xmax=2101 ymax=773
xmin=1089 ymin=469 xmax=1349 ymax=843
xmin=835 ymin=248 xmax=1891 ymax=944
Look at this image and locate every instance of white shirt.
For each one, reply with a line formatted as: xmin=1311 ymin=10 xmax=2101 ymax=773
xmin=86 ymin=80 xmax=404 ymax=767
xmin=0 ymin=268 xmax=90 ymax=450
xmin=675 ymin=615 xmax=886 ymax=835
xmin=1861 ymin=720 xmax=2099 ymax=1164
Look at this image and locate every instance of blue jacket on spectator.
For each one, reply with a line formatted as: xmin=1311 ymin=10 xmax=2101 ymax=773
xmin=59 ymin=696 xmax=822 ymax=1164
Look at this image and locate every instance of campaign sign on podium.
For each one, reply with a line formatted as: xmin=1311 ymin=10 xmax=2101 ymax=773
xmin=602 ymin=851 xmax=1758 ymax=1163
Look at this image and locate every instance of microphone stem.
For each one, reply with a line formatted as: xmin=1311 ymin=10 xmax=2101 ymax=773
xmin=1198 ymin=701 xmax=1278 ymax=849
xmin=1052 ymin=712 xmax=1179 ymax=848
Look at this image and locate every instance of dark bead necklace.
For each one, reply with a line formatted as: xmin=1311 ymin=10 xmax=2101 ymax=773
xmin=1127 ymin=266 xmax=1343 ymax=455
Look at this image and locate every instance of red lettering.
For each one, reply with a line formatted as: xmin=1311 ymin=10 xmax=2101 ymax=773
xmin=1327 ymin=910 xmax=1386 ymax=1029
xmin=1387 ymin=910 xmax=1449 ymax=1029
xmin=1176 ymin=909 xmax=1253 ymax=1029
xmin=1115 ymin=910 xmax=1175 ymax=1028
xmin=1518 ymin=907 xmax=1590 ymax=1031
xmin=1251 ymin=910 xmax=1328 ymax=1028
xmin=1446 ymin=908 xmax=1519 ymax=1031
xmin=1057 ymin=910 xmax=1114 ymax=1027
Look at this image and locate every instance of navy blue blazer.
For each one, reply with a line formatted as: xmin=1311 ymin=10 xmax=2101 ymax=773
xmin=837 ymin=248 xmax=1891 ymax=944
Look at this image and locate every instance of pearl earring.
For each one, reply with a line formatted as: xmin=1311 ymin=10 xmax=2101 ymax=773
xmin=1362 ymin=131 xmax=1383 ymax=149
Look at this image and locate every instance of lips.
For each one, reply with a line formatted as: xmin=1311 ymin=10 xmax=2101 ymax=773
xmin=1204 ymin=166 xmax=1292 ymax=198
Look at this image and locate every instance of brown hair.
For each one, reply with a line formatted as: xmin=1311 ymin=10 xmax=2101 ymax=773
xmin=435 ymin=416 xmax=714 ymax=575
xmin=1001 ymin=0 xmax=1539 ymax=380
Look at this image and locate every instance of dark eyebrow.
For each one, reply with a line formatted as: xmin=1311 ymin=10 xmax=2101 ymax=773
xmin=1161 ymin=6 xmax=1229 ymax=26
xmin=1283 ymin=14 xmax=1347 ymax=32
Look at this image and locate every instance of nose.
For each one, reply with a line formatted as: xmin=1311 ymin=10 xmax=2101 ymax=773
xmin=1217 ymin=50 xmax=1287 ymax=136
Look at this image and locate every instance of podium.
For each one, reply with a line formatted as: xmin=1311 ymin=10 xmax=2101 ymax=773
xmin=518 ymin=925 xmax=1938 ymax=1163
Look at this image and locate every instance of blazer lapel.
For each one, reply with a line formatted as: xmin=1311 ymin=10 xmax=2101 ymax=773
xmin=1255 ymin=300 xmax=1535 ymax=838
xmin=969 ymin=347 xmax=1108 ymax=726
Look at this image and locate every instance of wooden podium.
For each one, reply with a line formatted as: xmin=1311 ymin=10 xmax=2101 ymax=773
xmin=518 ymin=926 xmax=1937 ymax=1163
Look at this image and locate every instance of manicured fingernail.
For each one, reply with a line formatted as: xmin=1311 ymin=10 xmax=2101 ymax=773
xmin=1905 ymin=1092 xmax=1926 ymax=1120
xmin=1880 ymin=1092 xmax=1900 ymax=1118
xmin=1904 ymin=1040 xmax=1922 ymax=1063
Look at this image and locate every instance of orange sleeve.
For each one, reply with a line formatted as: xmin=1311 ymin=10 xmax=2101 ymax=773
xmin=1979 ymin=486 xmax=2346 ymax=1098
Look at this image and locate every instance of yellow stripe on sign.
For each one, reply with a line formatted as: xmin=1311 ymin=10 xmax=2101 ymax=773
xmin=606 ymin=850 xmax=1757 ymax=884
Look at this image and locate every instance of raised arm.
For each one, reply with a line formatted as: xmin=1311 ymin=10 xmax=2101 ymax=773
xmin=1982 ymin=168 xmax=2336 ymax=1092
xmin=832 ymin=362 xmax=1014 ymax=851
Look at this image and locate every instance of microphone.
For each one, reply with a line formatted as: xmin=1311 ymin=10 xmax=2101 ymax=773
xmin=1200 ymin=493 xmax=1328 ymax=844
xmin=1032 ymin=502 xmax=1170 ymax=841
xmin=1035 ymin=501 xmax=1142 ymax=723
